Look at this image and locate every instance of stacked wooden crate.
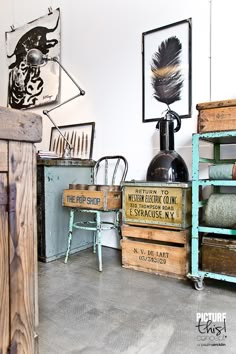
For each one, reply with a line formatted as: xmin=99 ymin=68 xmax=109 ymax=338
xmin=197 ymin=98 xmax=236 ymax=133
xmin=121 ymin=181 xmax=191 ymax=279
xmin=62 ymin=187 xmax=122 ymax=210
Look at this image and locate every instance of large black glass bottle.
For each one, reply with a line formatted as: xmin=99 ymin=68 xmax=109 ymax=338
xmin=146 ymin=111 xmax=189 ymax=182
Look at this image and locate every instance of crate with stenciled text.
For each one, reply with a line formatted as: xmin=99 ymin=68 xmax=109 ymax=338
xmin=62 ymin=189 xmax=122 ymax=211
xmin=121 ymin=225 xmax=190 ymax=279
xmin=122 ymin=181 xmax=191 ymax=230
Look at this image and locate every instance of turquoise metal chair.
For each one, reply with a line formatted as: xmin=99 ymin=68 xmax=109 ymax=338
xmin=64 ymin=155 xmax=128 ymax=271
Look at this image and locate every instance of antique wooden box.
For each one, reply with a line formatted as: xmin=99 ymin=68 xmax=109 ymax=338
xmin=121 ymin=225 xmax=190 ymax=279
xmin=202 ymin=236 xmax=236 ymax=276
xmin=197 ymin=99 xmax=236 ymax=133
xmin=62 ymin=189 xmax=122 ymax=210
xmin=122 ymin=181 xmax=191 ymax=230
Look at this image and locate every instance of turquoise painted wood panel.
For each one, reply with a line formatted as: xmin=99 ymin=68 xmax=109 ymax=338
xmin=37 ymin=160 xmax=94 ymax=262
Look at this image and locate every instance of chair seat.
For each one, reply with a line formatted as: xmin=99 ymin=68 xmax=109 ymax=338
xmin=73 ymin=219 xmax=118 ymax=231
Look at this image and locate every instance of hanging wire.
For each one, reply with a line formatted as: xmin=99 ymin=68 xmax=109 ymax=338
xmin=48 ymin=7 xmax=53 ymax=15
xmin=11 ymin=0 xmax=16 ymax=31
xmin=209 ymin=0 xmax=212 ymax=101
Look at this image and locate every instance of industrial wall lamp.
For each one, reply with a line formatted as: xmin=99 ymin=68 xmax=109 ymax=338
xmin=26 ymin=48 xmax=85 ymax=158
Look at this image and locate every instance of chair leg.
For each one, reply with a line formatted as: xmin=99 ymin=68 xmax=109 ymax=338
xmin=64 ymin=209 xmax=74 ymax=264
xmin=116 ymin=210 xmax=121 ymax=237
xmin=93 ymin=231 xmax=97 ymax=253
xmin=96 ymin=212 xmax=102 ymax=272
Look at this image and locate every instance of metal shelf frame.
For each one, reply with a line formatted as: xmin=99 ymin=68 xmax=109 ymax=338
xmin=188 ymin=130 xmax=236 ymax=289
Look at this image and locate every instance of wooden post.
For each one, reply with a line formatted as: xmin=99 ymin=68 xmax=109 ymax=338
xmin=0 ymin=150 xmax=9 ymax=354
xmin=0 ymin=107 xmax=42 ymax=354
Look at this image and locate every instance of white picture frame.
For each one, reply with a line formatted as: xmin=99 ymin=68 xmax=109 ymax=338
xmin=142 ymin=18 xmax=192 ymax=123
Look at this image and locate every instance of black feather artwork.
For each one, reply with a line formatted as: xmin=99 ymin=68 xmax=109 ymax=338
xmin=151 ymin=36 xmax=183 ymax=108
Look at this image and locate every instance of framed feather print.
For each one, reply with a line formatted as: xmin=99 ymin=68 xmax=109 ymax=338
xmin=142 ymin=18 xmax=192 ymax=123
xmin=49 ymin=122 xmax=95 ymax=159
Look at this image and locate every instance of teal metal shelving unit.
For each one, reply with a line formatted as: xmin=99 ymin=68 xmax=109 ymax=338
xmin=189 ymin=130 xmax=236 ymax=290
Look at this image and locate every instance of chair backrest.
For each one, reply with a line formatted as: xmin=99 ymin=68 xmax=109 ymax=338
xmin=93 ymin=155 xmax=128 ymax=185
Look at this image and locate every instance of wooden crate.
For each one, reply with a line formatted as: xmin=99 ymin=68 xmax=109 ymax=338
xmin=202 ymin=236 xmax=236 ymax=276
xmin=121 ymin=225 xmax=190 ymax=279
xmin=62 ymin=189 xmax=122 ymax=210
xmin=122 ymin=181 xmax=191 ymax=230
xmin=197 ymin=99 xmax=236 ymax=133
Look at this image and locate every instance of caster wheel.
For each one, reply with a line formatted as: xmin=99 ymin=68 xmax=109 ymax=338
xmin=194 ymin=280 xmax=205 ymax=291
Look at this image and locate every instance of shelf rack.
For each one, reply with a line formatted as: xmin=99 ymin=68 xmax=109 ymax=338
xmin=188 ymin=130 xmax=236 ymax=290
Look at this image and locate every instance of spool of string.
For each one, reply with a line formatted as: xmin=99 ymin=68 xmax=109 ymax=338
xmin=205 ymin=193 xmax=236 ymax=228
xmin=209 ymin=163 xmax=236 ymax=180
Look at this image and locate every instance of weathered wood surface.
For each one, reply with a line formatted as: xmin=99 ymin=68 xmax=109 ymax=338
xmin=196 ymin=99 xmax=236 ymax=110
xmin=32 ymin=146 xmax=39 ymax=353
xmin=202 ymin=236 xmax=236 ymax=276
xmin=0 ymin=141 xmax=8 ymax=172
xmin=121 ymin=237 xmax=189 ymax=279
xmin=33 ymin=145 xmax=39 ymax=351
xmin=0 ymin=107 xmax=40 ymax=354
xmin=196 ymin=99 xmax=236 ymax=133
xmin=122 ymin=263 xmax=187 ymax=279
xmin=121 ymin=224 xmax=189 ymax=244
xmin=62 ymin=189 xmax=122 ymax=210
xmin=122 ymin=184 xmax=192 ymax=230
xmin=121 ymin=225 xmax=190 ymax=279
xmin=0 ymin=106 xmax=42 ymax=143
xmin=198 ymin=106 xmax=236 ymax=133
xmin=37 ymin=158 xmax=95 ymax=167
xmin=8 ymin=141 xmax=37 ymax=353
xmin=0 ymin=173 xmax=9 ymax=354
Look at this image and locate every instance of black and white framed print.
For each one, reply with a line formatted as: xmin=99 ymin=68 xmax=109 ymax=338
xmin=142 ymin=18 xmax=192 ymax=123
xmin=6 ymin=8 xmax=61 ymax=110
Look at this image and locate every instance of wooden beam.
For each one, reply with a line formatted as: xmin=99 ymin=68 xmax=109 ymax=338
xmin=8 ymin=141 xmax=36 ymax=353
xmin=0 ymin=106 xmax=42 ymax=143
xmin=32 ymin=145 xmax=39 ymax=351
xmin=0 ymin=141 xmax=8 ymax=172
xmin=0 ymin=173 xmax=9 ymax=354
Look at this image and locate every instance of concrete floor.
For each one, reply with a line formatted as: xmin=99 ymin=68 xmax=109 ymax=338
xmin=38 ymin=247 xmax=236 ymax=354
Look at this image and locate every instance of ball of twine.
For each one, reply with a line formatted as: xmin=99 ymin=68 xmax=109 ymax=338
xmin=205 ymin=193 xmax=236 ymax=228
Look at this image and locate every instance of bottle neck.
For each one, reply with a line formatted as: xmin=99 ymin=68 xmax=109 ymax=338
xmin=159 ymin=119 xmax=175 ymax=151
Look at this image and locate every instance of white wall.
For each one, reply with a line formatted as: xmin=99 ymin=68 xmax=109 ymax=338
xmin=211 ymin=0 xmax=236 ymax=101
xmin=1 ymin=0 xmax=234 ymax=248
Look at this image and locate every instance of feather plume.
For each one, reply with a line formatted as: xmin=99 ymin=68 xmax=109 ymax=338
xmin=151 ymin=36 xmax=183 ymax=107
